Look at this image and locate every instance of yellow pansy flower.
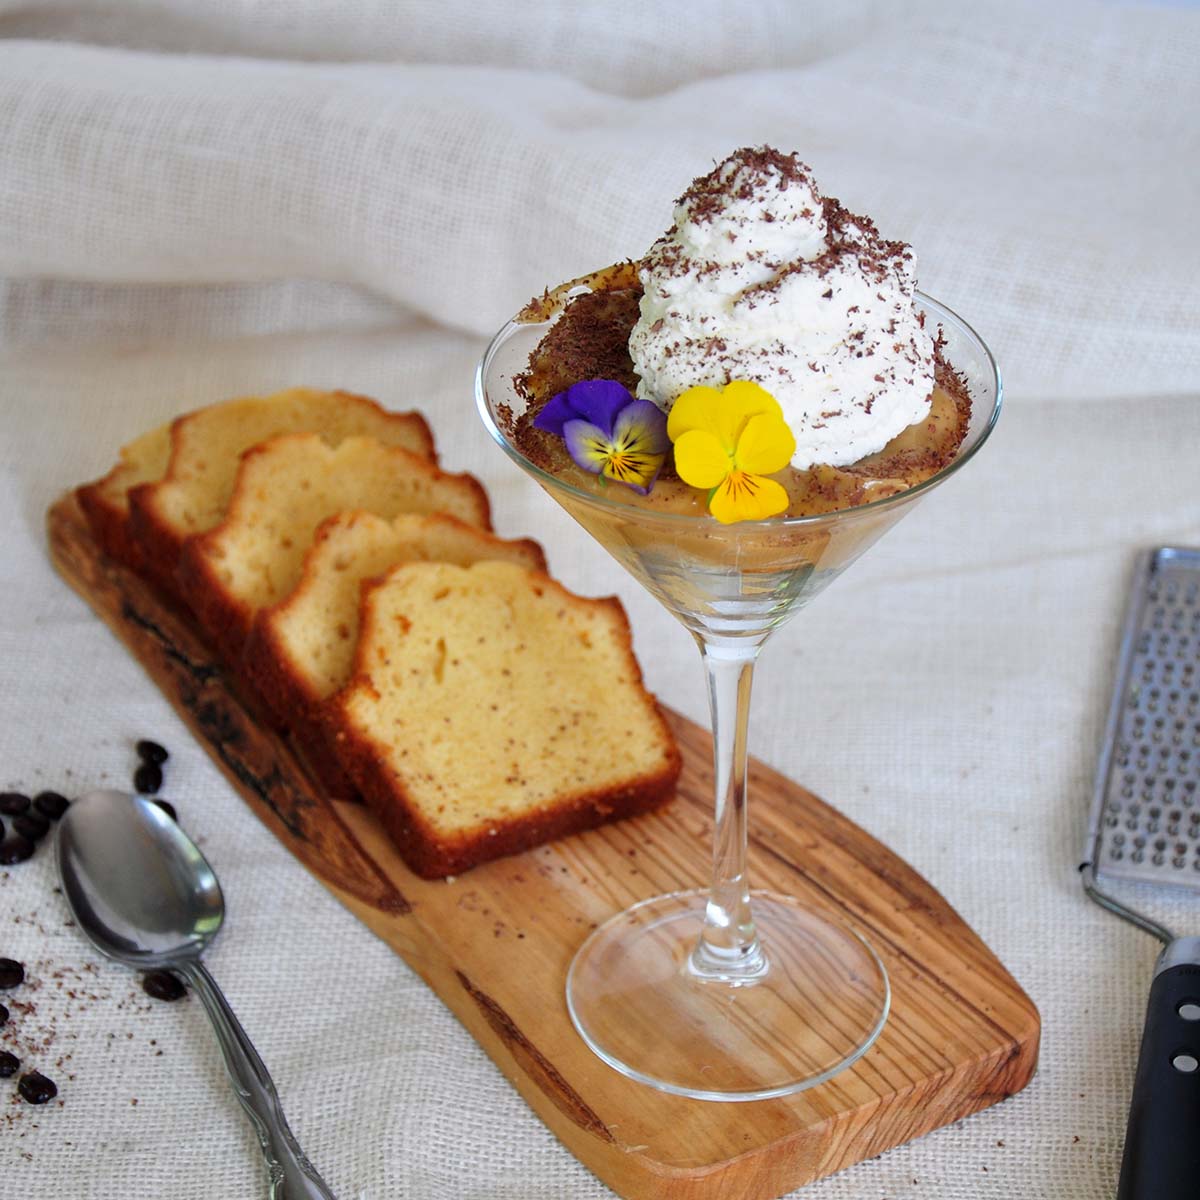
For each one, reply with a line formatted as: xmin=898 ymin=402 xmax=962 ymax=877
xmin=667 ymin=381 xmax=796 ymax=523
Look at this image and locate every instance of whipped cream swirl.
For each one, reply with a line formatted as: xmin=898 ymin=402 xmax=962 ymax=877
xmin=628 ymin=148 xmax=936 ymax=469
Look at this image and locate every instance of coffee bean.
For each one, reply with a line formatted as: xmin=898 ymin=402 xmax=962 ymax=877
xmin=0 ymin=958 xmax=25 ymax=989
xmin=13 ymin=813 xmax=49 ymax=843
xmin=0 ymin=1002 xmax=8 ymax=1026
xmin=0 ymin=1051 xmax=19 ymax=1078
xmin=142 ymin=970 xmax=186 ymax=1002
xmin=153 ymin=800 xmax=177 ymax=823
xmin=0 ymin=837 xmax=35 ymax=866
xmin=136 ymin=740 xmax=169 ymax=765
xmin=133 ymin=762 xmax=162 ymax=795
xmin=0 ymin=792 xmax=30 ymax=816
xmin=33 ymin=791 xmax=70 ymax=820
xmin=18 ymin=1071 xmax=57 ymax=1105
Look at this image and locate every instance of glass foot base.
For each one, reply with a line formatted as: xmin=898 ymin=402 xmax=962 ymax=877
xmin=566 ymin=890 xmax=889 ymax=1101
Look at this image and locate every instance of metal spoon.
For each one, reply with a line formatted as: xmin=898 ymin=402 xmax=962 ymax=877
xmin=56 ymin=789 xmax=337 ymax=1199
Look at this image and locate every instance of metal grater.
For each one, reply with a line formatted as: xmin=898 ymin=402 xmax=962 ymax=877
xmin=1087 ymin=547 xmax=1200 ymax=891
xmin=1081 ymin=547 xmax=1200 ymax=1200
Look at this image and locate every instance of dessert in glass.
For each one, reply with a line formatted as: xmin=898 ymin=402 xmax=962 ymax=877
xmin=476 ymin=148 xmax=1001 ymax=1101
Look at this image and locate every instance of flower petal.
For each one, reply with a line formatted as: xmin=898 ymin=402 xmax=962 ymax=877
xmin=667 ymin=386 xmax=741 ymax=451
xmin=611 ymin=399 xmax=669 ymax=457
xmin=673 ymin=429 xmax=732 ymax=489
xmin=601 ymin=452 xmax=664 ymax=494
xmin=708 ymin=472 xmax=790 ymax=524
xmin=734 ymin=412 xmax=796 ymax=475
xmin=532 ymin=390 xmax=578 ymax=437
xmin=563 ymin=379 xmax=634 ymax=438
xmin=561 ymin=419 xmax=614 ymax=475
xmin=723 ymin=380 xmax=785 ymax=425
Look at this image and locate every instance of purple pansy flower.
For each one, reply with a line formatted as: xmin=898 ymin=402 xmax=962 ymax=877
xmin=533 ymin=379 xmax=668 ymax=495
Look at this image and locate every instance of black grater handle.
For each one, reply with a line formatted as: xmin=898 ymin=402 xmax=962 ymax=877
xmin=1118 ymin=957 xmax=1200 ymax=1199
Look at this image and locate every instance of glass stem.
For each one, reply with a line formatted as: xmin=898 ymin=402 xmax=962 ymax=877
xmin=689 ymin=635 xmax=769 ymax=982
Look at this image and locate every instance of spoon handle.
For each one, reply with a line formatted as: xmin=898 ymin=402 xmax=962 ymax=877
xmin=179 ymin=961 xmax=337 ymax=1200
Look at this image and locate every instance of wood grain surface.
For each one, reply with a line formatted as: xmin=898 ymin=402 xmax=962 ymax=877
xmin=48 ymin=492 xmax=1040 ymax=1200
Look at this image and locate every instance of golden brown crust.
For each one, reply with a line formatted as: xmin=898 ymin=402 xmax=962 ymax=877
xmin=324 ymin=568 xmax=682 ymax=879
xmin=76 ymin=422 xmax=175 ymax=571
xmin=243 ymin=609 xmax=324 ymax=724
xmin=77 ymin=477 xmax=142 ymax=568
xmin=124 ymin=409 xmax=191 ymax=596
xmin=175 ymin=529 xmax=258 ymax=662
xmin=282 ymin=701 xmax=360 ymax=803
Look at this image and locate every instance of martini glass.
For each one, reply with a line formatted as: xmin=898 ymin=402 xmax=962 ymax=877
xmin=475 ymin=289 xmax=1001 ymax=1101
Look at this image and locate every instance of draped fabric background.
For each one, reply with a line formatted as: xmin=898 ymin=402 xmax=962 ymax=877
xmin=2 ymin=2 xmax=1198 ymax=1196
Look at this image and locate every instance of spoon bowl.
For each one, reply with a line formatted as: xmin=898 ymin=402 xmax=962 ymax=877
xmin=57 ymin=789 xmax=223 ymax=966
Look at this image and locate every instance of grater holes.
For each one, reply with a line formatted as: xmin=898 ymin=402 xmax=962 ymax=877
xmin=1096 ymin=556 xmax=1200 ymax=888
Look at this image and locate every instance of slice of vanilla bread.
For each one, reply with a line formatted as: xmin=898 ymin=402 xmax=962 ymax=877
xmin=178 ymin=434 xmax=490 ymax=658
xmin=244 ymin=511 xmax=546 ymax=798
xmin=248 ymin=510 xmax=546 ymax=715
xmin=129 ymin=387 xmax=433 ymax=588
xmin=329 ymin=560 xmax=681 ymax=878
xmin=76 ymin=422 xmax=173 ymax=566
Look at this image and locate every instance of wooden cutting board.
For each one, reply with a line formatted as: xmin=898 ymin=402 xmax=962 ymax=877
xmin=47 ymin=493 xmax=1039 ymax=1200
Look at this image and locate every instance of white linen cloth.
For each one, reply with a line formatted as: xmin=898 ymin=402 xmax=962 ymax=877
xmin=1 ymin=2 xmax=1198 ymax=1196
